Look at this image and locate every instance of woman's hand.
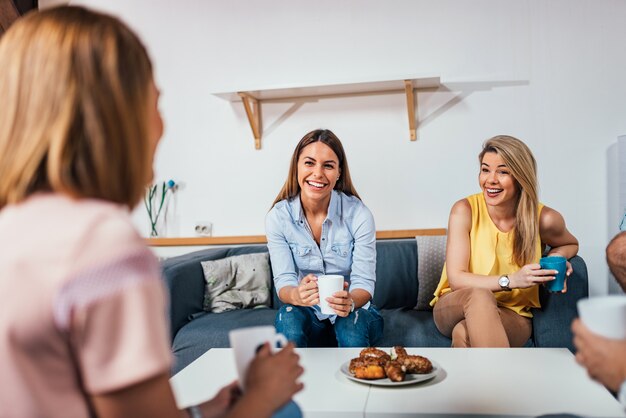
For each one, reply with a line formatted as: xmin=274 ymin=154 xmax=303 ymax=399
xmin=198 ymin=380 xmax=241 ymax=418
xmin=326 ymin=282 xmax=353 ymax=317
xmin=243 ymin=343 xmax=304 ymax=414
xmin=509 ymin=263 xmax=558 ymax=289
xmin=292 ymin=274 xmax=319 ymax=307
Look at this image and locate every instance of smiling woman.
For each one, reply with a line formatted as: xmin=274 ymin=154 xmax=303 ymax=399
xmin=266 ymin=129 xmax=383 ymax=348
xmin=429 ymin=135 xmax=579 ymax=348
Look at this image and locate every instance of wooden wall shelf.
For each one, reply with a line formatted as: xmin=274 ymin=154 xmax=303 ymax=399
xmin=146 ymin=228 xmax=446 ymax=247
xmin=212 ymin=76 xmax=441 ymax=149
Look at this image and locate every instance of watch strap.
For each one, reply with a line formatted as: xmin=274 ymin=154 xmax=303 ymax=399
xmin=187 ymin=405 xmax=203 ymax=418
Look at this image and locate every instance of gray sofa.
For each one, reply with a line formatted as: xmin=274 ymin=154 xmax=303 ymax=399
xmin=162 ymin=239 xmax=589 ymax=374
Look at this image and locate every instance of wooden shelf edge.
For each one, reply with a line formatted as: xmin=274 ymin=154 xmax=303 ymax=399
xmin=213 ymin=76 xmax=441 ymax=102
xmin=215 ymin=76 xmax=441 ymax=148
xmin=145 ymin=228 xmax=446 ymax=247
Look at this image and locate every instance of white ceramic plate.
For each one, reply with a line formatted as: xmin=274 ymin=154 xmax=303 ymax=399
xmin=340 ymin=360 xmax=439 ymax=386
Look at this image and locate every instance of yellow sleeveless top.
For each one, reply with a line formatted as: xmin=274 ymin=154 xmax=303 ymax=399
xmin=430 ymin=193 xmax=542 ymax=318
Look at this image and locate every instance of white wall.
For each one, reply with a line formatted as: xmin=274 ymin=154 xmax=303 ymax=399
xmin=50 ymin=0 xmax=626 ymax=295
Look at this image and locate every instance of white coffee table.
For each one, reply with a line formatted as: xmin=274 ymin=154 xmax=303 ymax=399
xmin=170 ymin=347 xmax=626 ymax=417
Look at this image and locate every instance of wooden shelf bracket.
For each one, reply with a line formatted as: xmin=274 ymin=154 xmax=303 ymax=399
xmin=238 ymin=92 xmax=262 ymax=149
xmin=404 ymin=79 xmax=417 ymax=141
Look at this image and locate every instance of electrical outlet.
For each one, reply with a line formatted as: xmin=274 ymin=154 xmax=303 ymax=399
xmin=194 ymin=221 xmax=212 ymax=237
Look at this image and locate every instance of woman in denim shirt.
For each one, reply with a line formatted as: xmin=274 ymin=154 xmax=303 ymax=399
xmin=266 ymin=129 xmax=383 ymax=347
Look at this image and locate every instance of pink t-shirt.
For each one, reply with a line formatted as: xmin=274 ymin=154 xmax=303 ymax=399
xmin=0 ymin=194 xmax=172 ymax=417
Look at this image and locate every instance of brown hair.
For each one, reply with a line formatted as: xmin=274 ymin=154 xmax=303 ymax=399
xmin=272 ymin=129 xmax=360 ymax=207
xmin=0 ymin=6 xmax=154 ymax=209
xmin=479 ymin=135 xmax=539 ymax=267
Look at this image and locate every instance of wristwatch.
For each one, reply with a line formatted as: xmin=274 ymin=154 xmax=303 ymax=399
xmin=498 ymin=275 xmax=511 ymax=291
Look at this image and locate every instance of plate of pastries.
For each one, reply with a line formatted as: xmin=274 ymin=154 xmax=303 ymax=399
xmin=340 ymin=346 xmax=438 ymax=386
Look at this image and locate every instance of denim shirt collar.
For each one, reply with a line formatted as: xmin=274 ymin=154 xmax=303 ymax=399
xmin=290 ymin=189 xmax=341 ymax=224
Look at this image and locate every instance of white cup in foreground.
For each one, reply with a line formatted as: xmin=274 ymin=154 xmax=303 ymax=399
xmin=317 ymin=274 xmax=344 ymax=315
xmin=577 ymin=295 xmax=626 ymax=340
xmin=228 ymin=326 xmax=287 ymax=390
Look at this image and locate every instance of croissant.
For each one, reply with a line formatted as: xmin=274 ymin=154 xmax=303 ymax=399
xmin=360 ymin=347 xmax=391 ymax=362
xmin=384 ymin=360 xmax=405 ymax=382
xmin=399 ymin=354 xmax=433 ymax=374
xmin=349 ymin=356 xmax=386 ymax=380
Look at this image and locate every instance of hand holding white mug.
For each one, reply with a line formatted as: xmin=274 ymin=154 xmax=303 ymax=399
xmin=229 ymin=326 xmax=288 ymax=391
xmin=325 ymin=282 xmax=352 ymax=317
xmin=293 ymin=274 xmax=319 ymax=307
xmin=244 ymin=342 xmax=304 ymax=413
xmin=572 ymin=318 xmax=626 ymax=392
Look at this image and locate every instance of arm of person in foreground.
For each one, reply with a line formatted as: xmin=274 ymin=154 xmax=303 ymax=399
xmin=572 ymin=318 xmax=626 ymax=393
xmin=90 ymin=343 xmax=304 ymax=418
xmin=445 ymin=199 xmax=554 ymax=291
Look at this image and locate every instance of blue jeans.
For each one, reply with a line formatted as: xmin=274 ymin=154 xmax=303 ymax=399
xmin=275 ymin=304 xmax=384 ymax=347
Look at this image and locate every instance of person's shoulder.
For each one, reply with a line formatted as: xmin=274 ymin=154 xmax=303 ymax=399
xmin=268 ymin=198 xmax=292 ymax=216
xmin=464 ymin=193 xmax=483 ymax=207
xmin=337 ymin=193 xmax=374 ymax=228
xmin=450 ymin=197 xmax=472 ymax=217
xmin=71 ymin=199 xmax=145 ymax=267
xmin=267 ymin=198 xmax=297 ymax=225
xmin=538 ymin=205 xmax=565 ymax=230
xmin=19 ymin=195 xmax=148 ymax=276
xmin=17 ymin=194 xmax=135 ymax=240
xmin=334 ymin=191 xmax=363 ymax=207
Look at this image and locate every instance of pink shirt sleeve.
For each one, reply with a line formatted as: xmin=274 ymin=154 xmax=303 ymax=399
xmin=54 ymin=217 xmax=172 ymax=394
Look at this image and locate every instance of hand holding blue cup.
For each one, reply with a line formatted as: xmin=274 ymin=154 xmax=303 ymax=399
xmin=540 ymin=255 xmax=567 ymax=293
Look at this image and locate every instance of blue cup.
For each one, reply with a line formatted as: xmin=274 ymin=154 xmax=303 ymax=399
xmin=540 ymin=255 xmax=567 ymax=293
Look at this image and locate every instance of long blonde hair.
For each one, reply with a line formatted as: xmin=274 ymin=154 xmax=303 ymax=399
xmin=479 ymin=135 xmax=539 ymax=267
xmin=0 ymin=6 xmax=154 ymax=209
xmin=272 ymin=129 xmax=360 ymax=207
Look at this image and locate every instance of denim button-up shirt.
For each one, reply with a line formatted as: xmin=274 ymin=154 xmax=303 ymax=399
xmin=265 ymin=190 xmax=376 ymax=321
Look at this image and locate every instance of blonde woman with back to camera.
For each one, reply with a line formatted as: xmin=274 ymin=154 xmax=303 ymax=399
xmin=429 ymin=135 xmax=579 ymax=348
xmin=0 ymin=6 xmax=302 ymax=418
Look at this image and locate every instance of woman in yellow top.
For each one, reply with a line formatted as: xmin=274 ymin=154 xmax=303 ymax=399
xmin=430 ymin=135 xmax=579 ymax=347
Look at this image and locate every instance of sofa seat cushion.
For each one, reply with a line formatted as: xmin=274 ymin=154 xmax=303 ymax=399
xmin=171 ymin=308 xmax=278 ymax=374
xmin=379 ymin=308 xmax=452 ymax=347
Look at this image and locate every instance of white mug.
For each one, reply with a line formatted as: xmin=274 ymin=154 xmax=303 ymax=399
xmin=577 ymin=295 xmax=626 ymax=340
xmin=317 ymin=274 xmax=344 ymax=315
xmin=228 ymin=326 xmax=287 ymax=390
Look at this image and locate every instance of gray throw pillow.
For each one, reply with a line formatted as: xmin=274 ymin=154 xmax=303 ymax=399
xmin=414 ymin=235 xmax=447 ymax=310
xmin=201 ymin=252 xmax=271 ymax=313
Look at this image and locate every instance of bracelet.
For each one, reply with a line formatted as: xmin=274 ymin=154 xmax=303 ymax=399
xmin=187 ymin=405 xmax=203 ymax=418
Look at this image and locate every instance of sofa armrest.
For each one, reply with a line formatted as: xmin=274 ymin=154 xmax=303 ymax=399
xmin=531 ymin=255 xmax=589 ymax=351
xmin=161 ymin=245 xmax=271 ymax=341
xmin=162 ymin=255 xmax=208 ymax=341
